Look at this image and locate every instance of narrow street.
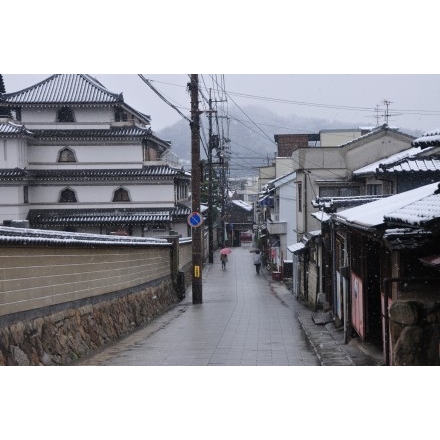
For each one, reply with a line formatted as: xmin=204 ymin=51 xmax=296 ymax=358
xmin=77 ymin=243 xmax=321 ymax=366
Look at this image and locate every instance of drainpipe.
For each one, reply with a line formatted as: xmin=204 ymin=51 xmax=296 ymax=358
xmin=330 ymin=220 xmax=337 ymax=318
xmin=304 ymin=173 xmax=308 ymax=233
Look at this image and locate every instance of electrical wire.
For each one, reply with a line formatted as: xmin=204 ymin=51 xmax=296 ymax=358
xmin=138 ymin=74 xmax=191 ymax=123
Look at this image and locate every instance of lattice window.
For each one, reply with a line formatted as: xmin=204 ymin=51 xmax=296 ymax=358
xmin=59 ymin=188 xmax=77 ymax=203
xmin=113 ymin=187 xmax=130 ymax=202
xmin=58 ymin=148 xmax=76 ymax=162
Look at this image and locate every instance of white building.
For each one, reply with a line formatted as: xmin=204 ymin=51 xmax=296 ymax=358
xmin=0 ymin=74 xmax=191 ymax=237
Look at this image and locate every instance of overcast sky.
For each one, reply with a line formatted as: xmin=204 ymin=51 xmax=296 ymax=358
xmin=3 ymin=74 xmax=440 ymax=135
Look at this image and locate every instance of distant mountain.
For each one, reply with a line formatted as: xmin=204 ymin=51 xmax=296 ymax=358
xmin=156 ymin=105 xmax=423 ymax=178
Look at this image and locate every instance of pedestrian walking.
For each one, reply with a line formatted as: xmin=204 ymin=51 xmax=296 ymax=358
xmin=220 ymin=246 xmax=232 ymax=270
xmin=253 ymin=250 xmax=262 ymax=274
xmin=220 ymin=253 xmax=228 ymax=269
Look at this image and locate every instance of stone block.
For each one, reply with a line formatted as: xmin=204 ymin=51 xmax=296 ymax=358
xmin=389 ymin=301 xmax=420 ymax=326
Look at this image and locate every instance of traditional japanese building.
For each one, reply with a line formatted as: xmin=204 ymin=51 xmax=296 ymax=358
xmin=0 ymin=74 xmax=191 ymax=237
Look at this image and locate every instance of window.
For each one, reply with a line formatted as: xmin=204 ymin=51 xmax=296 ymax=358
xmin=23 ymin=186 xmax=29 ymax=204
xmin=59 ymin=188 xmax=77 ymax=203
xmin=57 ymin=148 xmax=76 ymax=162
xmin=12 ymin=108 xmax=21 ymax=121
xmin=297 ymin=182 xmax=302 ymax=212
xmin=144 ymin=145 xmax=158 ymax=161
xmin=367 ymin=184 xmax=383 ymax=195
xmin=115 ymin=107 xmax=128 ymax=122
xmin=57 ymin=107 xmax=75 ymax=122
xmin=113 ymin=187 xmax=130 ymax=202
xmin=319 ymin=186 xmax=360 ymax=198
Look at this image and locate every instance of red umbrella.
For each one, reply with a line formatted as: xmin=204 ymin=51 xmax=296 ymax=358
xmin=220 ymin=248 xmax=232 ymax=255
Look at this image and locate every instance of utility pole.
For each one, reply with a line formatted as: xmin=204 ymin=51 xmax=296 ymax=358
xmin=189 ymin=74 xmax=203 ymax=304
xmin=208 ymin=90 xmax=214 ymax=263
xmin=207 ymin=90 xmax=225 ymax=261
xmin=219 ymin=135 xmax=230 ymax=248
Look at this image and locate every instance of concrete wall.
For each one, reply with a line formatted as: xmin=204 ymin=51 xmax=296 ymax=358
xmin=0 ymin=245 xmax=172 ymax=317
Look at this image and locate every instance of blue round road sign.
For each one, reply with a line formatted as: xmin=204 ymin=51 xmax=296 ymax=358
xmin=187 ymin=212 xmax=204 ymax=227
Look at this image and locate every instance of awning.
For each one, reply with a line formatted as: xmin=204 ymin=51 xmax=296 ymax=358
xmin=287 ymin=242 xmax=306 ymax=254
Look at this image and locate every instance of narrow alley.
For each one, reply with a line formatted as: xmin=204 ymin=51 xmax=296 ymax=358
xmin=77 ymin=243 xmax=322 ymax=366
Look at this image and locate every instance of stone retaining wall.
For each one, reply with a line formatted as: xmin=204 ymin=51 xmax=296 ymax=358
xmin=390 ymin=300 xmax=440 ymax=366
xmin=0 ymin=277 xmax=178 ymax=365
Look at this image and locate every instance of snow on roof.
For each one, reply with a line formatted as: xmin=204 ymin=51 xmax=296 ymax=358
xmin=312 ymin=194 xmax=389 ymax=211
xmin=288 ymin=242 xmax=306 ymax=253
xmin=309 ymin=230 xmax=321 ymax=237
xmin=412 ymin=128 xmax=440 ymax=148
xmin=378 ymin=157 xmax=440 ymax=174
xmin=353 ymin=146 xmax=423 ymax=176
xmin=0 ymin=225 xmax=170 ymax=247
xmin=266 ymin=171 xmax=296 ymax=190
xmin=0 ymin=121 xmax=33 ymax=136
xmin=312 ymin=211 xmax=331 ymax=222
xmin=3 ymin=74 xmax=122 ymax=105
xmin=333 ymin=182 xmax=440 ymax=228
xmin=384 ymin=192 xmax=440 ymax=226
xmin=231 ymin=199 xmax=253 ymax=212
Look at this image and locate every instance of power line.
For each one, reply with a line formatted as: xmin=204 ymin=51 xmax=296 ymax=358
xmin=139 ymin=77 xmax=440 ymax=117
xmin=138 ymin=74 xmax=191 ymax=123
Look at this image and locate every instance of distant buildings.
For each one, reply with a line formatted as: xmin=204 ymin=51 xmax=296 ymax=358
xmin=255 ymin=124 xmax=440 ymax=365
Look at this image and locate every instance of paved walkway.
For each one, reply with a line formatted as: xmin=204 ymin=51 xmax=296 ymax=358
xmin=76 ymin=243 xmax=383 ymax=366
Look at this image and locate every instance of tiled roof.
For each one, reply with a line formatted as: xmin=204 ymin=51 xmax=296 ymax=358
xmin=353 ymin=146 xmax=424 ymax=176
xmin=0 ymin=121 xmax=33 ymax=136
xmin=27 ymin=208 xmax=174 ymax=227
xmin=0 ymin=225 xmax=170 ymax=248
xmin=312 ymin=195 xmax=389 ymax=212
xmin=27 ymin=205 xmax=192 ymax=228
xmin=0 ymin=168 xmax=28 ymax=180
xmin=333 ymin=181 xmax=440 ymax=229
xmin=172 ymin=203 xmax=192 ymax=218
xmin=31 ymin=126 xmax=156 ymax=140
xmin=412 ymin=128 xmax=440 ymax=148
xmin=0 ymin=165 xmax=189 ymax=182
xmin=383 ymin=228 xmax=432 ymax=250
xmin=377 ymin=158 xmax=440 ymax=174
xmin=1 ymin=74 xmax=122 ymax=105
xmin=383 ymin=192 xmax=440 ymax=227
xmin=34 ymin=166 xmax=188 ymax=181
xmin=230 ymin=199 xmax=253 ymax=212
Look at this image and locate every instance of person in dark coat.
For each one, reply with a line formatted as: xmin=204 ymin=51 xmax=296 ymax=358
xmin=253 ymin=250 xmax=262 ymax=274
xmin=220 ymin=252 xmax=228 ymax=269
